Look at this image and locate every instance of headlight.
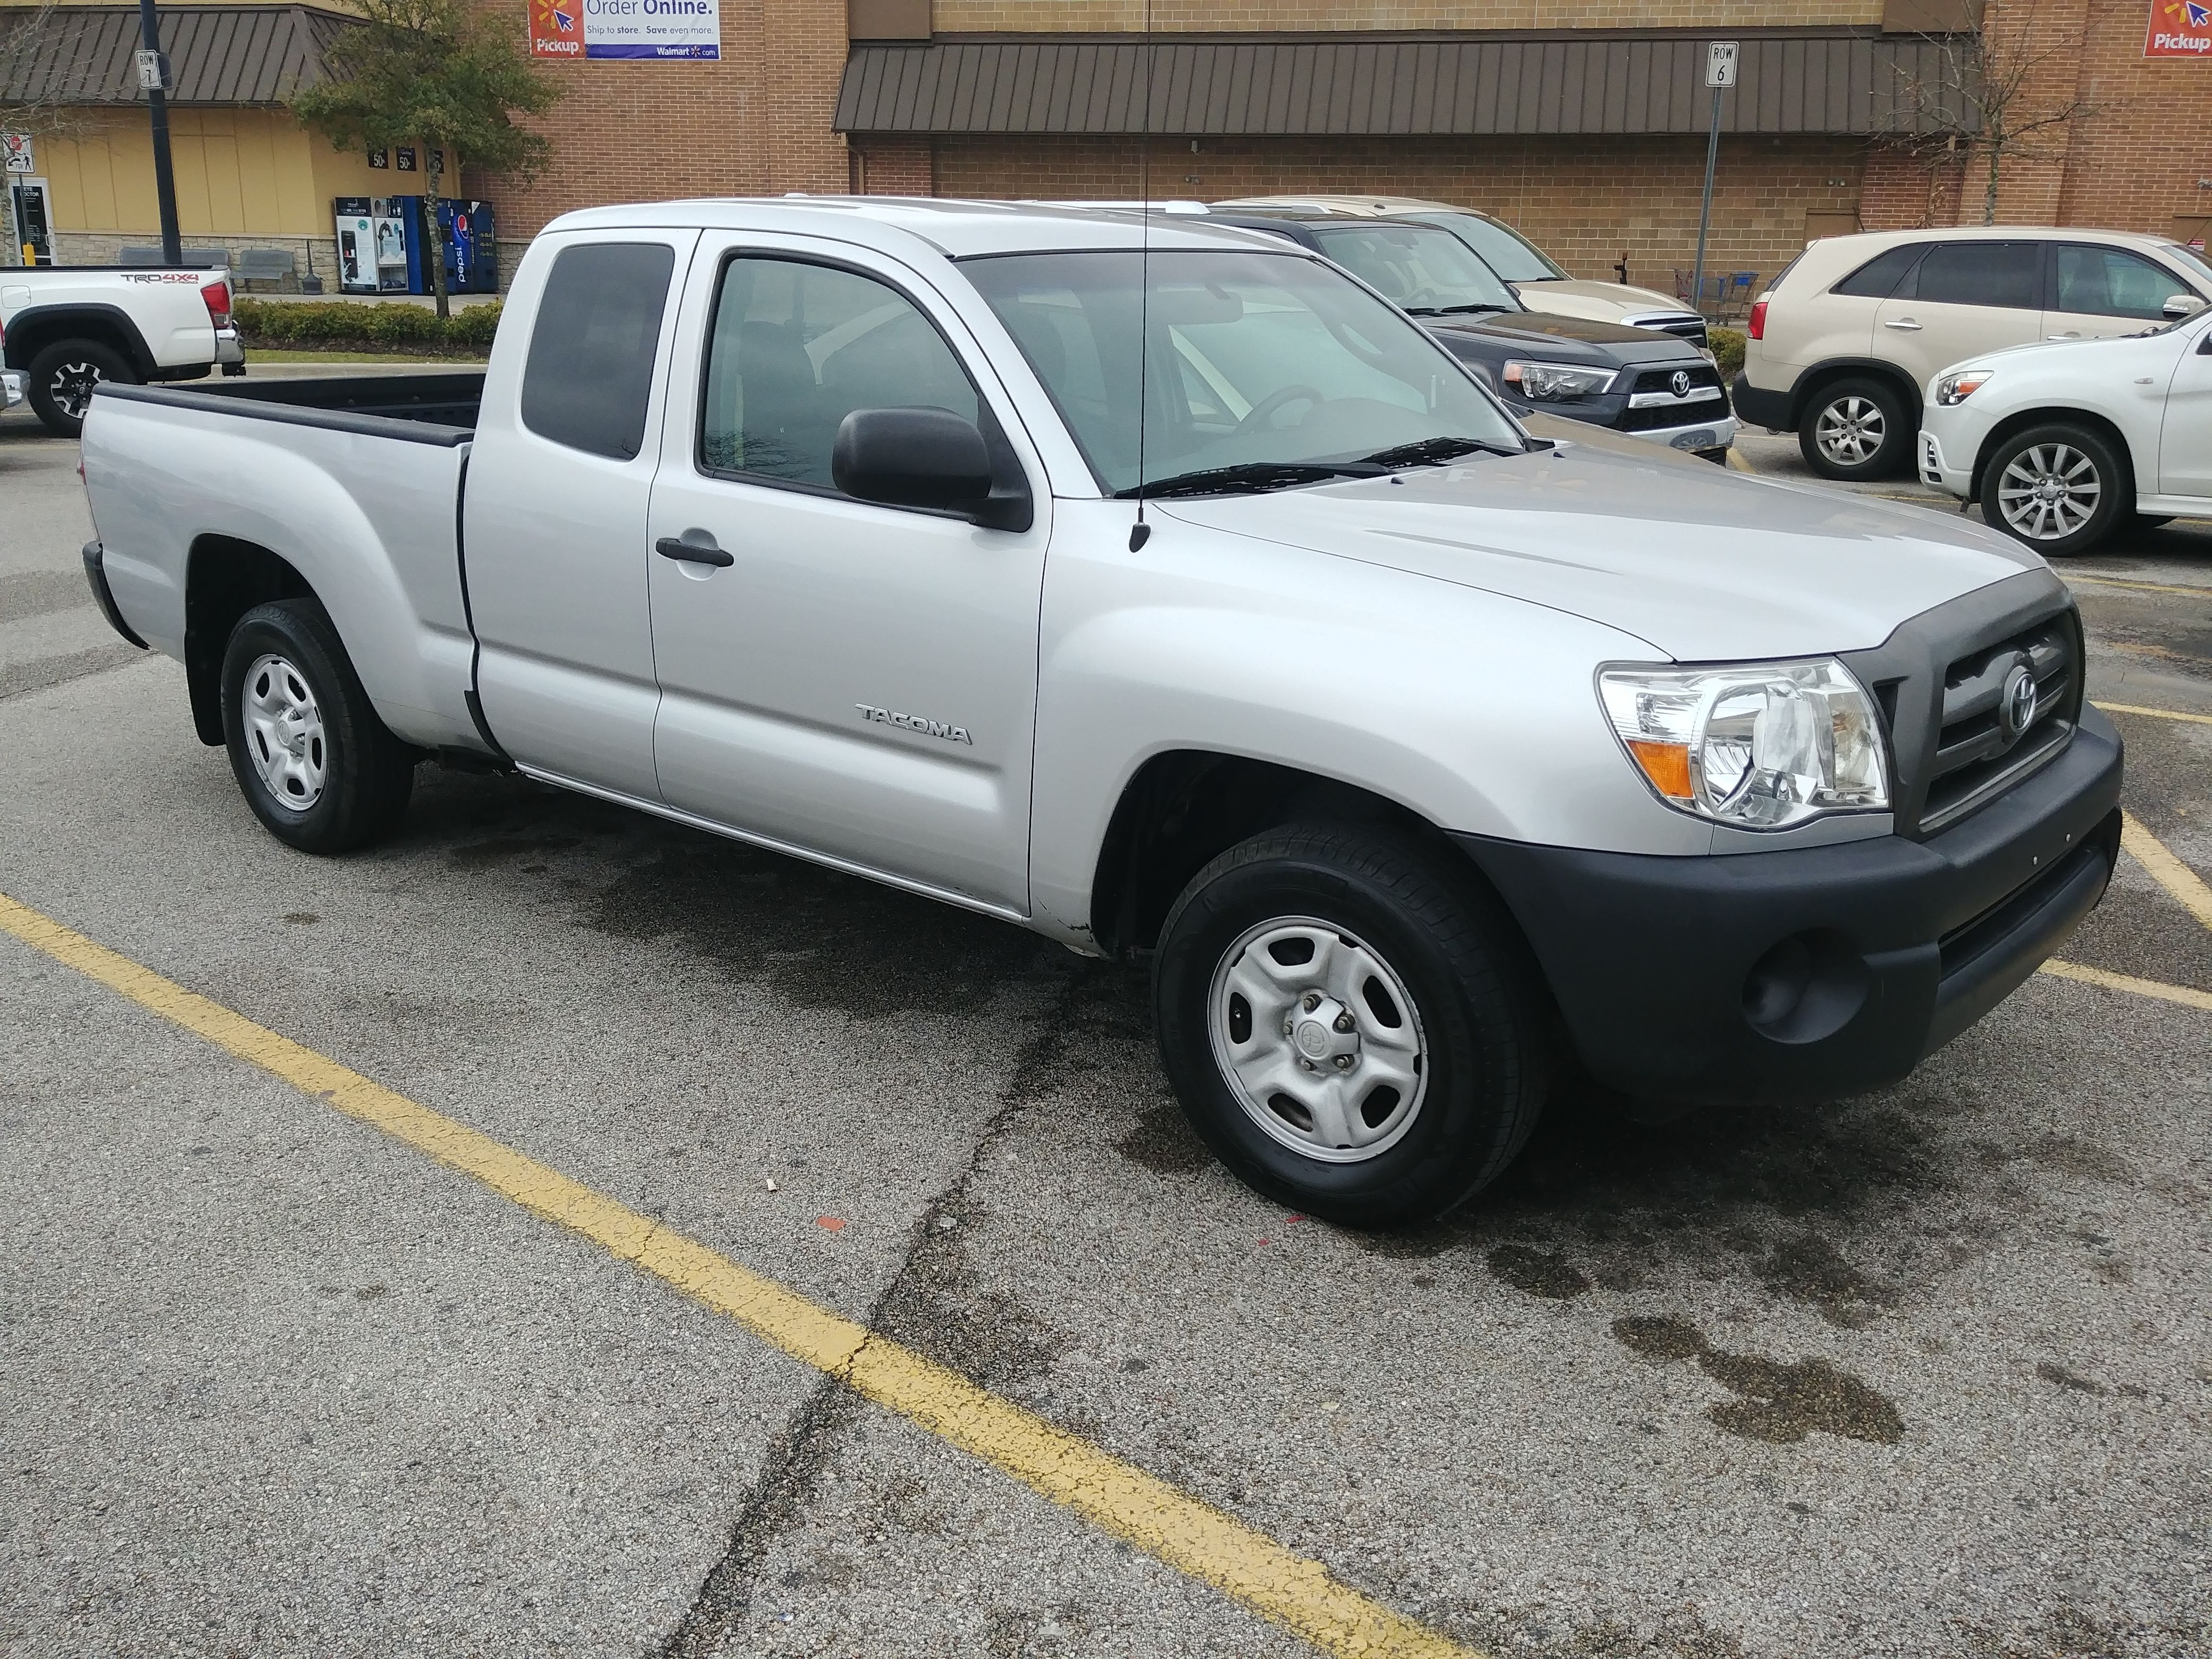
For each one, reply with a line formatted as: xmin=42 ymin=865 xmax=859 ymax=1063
xmin=1502 ymin=361 xmax=1616 ymax=401
xmin=1598 ymin=659 xmax=1890 ymax=830
xmin=1933 ymin=367 xmax=1992 ymax=406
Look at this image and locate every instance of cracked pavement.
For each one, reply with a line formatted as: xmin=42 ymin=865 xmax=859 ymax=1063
xmin=3 ymin=401 xmax=2210 ymax=1657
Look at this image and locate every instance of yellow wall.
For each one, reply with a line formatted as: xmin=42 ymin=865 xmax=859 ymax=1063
xmin=33 ymin=107 xmax=459 ymax=236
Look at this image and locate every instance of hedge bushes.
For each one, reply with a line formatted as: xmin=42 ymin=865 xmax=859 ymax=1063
xmin=233 ymin=297 xmax=500 ymax=357
xmin=1709 ymin=327 xmax=1746 ymax=381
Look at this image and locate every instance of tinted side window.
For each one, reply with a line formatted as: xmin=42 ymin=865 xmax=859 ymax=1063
xmin=1831 ymin=243 xmax=1927 ymax=298
xmin=1913 ymin=242 xmax=2040 ymax=309
xmin=2052 ymin=244 xmax=2191 ymax=320
xmin=700 ymin=257 xmax=977 ymax=489
xmin=520 ymin=242 xmax=675 ymax=459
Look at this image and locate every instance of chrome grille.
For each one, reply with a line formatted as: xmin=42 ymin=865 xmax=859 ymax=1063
xmin=1628 ymin=364 xmax=1723 ymax=397
xmin=1918 ymin=617 xmax=2076 ymax=834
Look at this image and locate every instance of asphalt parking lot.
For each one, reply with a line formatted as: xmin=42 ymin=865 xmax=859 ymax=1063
xmin=3 ymin=393 xmax=2209 ymax=1659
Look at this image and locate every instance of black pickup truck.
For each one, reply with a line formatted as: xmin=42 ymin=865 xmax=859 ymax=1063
xmin=1206 ymin=207 xmax=1735 ymax=463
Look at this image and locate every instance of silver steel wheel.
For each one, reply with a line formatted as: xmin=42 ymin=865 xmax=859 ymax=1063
xmin=1814 ymin=394 xmax=1887 ymax=467
xmin=1996 ymin=442 xmax=2101 ymax=542
xmin=242 ymin=652 xmax=328 ymax=812
xmin=1206 ymin=916 xmax=1429 ymax=1165
xmin=47 ymin=359 xmax=105 ymax=422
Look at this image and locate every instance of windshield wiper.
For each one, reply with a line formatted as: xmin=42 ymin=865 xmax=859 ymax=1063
xmin=1358 ymin=435 xmax=1522 ymax=469
xmin=1113 ymin=460 xmax=1385 ymax=499
xmin=1404 ymin=303 xmax=1513 ymax=316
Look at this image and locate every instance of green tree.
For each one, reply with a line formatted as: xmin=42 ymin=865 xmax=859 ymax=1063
xmin=291 ymin=0 xmax=560 ymax=316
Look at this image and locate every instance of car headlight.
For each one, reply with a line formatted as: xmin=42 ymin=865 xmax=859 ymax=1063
xmin=1502 ymin=361 xmax=1616 ymax=401
xmin=1598 ymin=659 xmax=1890 ymax=830
xmin=1932 ymin=367 xmax=1992 ymax=406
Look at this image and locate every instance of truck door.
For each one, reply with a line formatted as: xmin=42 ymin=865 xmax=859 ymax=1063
xmin=1872 ymin=240 xmax=2044 ymax=390
xmin=643 ymin=237 xmax=1050 ymax=916
xmin=463 ymin=230 xmax=697 ymax=799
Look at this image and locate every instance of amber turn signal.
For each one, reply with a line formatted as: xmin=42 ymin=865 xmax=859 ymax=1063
xmin=1625 ymin=739 xmax=1694 ymax=801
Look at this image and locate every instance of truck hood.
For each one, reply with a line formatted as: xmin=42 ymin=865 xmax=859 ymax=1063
xmin=1512 ymin=278 xmax=1694 ymax=320
xmin=1158 ymin=439 xmax=2045 ymax=661
xmin=1429 ymin=310 xmax=1700 ymax=364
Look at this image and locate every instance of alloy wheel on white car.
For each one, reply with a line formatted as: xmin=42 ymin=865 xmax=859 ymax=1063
xmin=1814 ymin=395 xmax=1886 ymax=468
xmin=1995 ymin=442 xmax=2100 ymax=542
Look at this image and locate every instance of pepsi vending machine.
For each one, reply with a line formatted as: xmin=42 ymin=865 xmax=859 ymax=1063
xmin=393 ymin=197 xmax=499 ymax=294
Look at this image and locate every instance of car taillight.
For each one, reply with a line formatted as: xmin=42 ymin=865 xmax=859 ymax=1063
xmin=1747 ymin=299 xmax=1767 ymax=341
xmin=201 ymin=280 xmax=231 ymax=326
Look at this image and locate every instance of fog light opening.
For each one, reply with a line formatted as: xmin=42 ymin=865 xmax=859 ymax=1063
xmin=1741 ymin=930 xmax=1871 ymax=1045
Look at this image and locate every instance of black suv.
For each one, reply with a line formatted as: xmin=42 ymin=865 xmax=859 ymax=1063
xmin=1205 ymin=208 xmax=1735 ymax=463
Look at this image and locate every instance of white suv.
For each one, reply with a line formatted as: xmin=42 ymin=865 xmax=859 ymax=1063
xmin=1733 ymin=228 xmax=2212 ymax=481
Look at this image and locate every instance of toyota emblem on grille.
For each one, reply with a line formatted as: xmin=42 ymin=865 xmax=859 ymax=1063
xmin=1997 ymin=662 xmax=2038 ymax=743
xmin=1670 ymin=369 xmax=1692 ymax=398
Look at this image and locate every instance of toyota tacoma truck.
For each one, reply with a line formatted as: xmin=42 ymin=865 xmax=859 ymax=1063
xmin=2 ymin=262 xmax=245 ymax=435
xmin=76 ymin=198 xmax=2122 ymax=1226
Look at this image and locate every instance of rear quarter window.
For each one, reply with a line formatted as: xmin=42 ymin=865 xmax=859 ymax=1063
xmin=1830 ymin=243 xmax=1928 ymax=299
xmin=520 ymin=241 xmax=676 ymax=460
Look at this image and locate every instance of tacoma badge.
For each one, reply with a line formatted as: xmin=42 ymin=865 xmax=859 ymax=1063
xmin=856 ymin=703 xmax=974 ymax=745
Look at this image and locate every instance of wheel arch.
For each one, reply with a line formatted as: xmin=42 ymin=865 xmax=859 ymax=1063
xmin=1968 ymin=406 xmax=2139 ymax=504
xmin=184 ymin=535 xmax=315 ymax=745
xmin=1789 ymin=357 xmax=1922 ymax=428
xmin=1085 ymin=750 xmax=1516 ymax=961
xmin=3 ymin=304 xmax=155 ymax=378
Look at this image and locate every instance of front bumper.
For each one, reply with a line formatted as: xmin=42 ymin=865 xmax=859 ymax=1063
xmin=1 ymin=368 xmax=22 ymax=412
xmin=1455 ymin=709 xmax=2124 ymax=1107
xmin=1917 ymin=426 xmax=1975 ymax=499
xmin=1507 ymin=392 xmax=1737 ymax=457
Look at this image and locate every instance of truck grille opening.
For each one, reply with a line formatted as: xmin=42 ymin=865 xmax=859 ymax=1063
xmin=1619 ymin=396 xmax=1729 ymax=433
xmin=1627 ymin=364 xmax=1724 ymax=397
xmin=1918 ymin=617 xmax=2076 ymax=834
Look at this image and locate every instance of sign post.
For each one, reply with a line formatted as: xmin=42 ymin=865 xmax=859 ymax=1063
xmin=134 ymin=0 xmax=182 ymax=265
xmin=1691 ymin=40 xmax=1737 ymax=320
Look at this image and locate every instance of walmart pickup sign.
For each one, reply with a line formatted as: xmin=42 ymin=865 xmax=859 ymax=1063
xmin=529 ymin=0 xmax=719 ymax=61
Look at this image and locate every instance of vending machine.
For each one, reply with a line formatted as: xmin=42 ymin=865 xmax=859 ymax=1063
xmin=392 ymin=197 xmax=499 ymax=294
xmin=334 ymin=197 xmax=411 ymax=293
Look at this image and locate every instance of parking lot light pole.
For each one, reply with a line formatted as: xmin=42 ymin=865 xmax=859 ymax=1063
xmin=1691 ymin=41 xmax=1737 ymax=318
xmin=135 ymin=0 xmax=182 ymax=266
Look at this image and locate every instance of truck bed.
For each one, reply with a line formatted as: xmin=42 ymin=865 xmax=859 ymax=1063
xmin=98 ymin=371 xmax=484 ymax=441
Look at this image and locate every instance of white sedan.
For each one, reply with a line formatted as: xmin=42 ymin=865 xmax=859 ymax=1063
xmin=1917 ymin=301 xmax=2212 ymax=556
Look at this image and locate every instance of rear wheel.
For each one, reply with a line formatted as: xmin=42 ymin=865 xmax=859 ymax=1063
xmin=1978 ymin=423 xmax=2129 ymax=558
xmin=26 ymin=339 xmax=138 ymax=438
xmin=1151 ymin=824 xmax=1547 ymax=1228
xmin=221 ymin=599 xmax=415 ymax=852
xmin=1798 ymin=375 xmax=1911 ymax=481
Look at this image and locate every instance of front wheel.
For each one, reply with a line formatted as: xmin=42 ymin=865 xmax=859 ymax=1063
xmin=1151 ymin=824 xmax=1547 ymax=1228
xmin=221 ymin=599 xmax=416 ymax=852
xmin=1978 ymin=424 xmax=2129 ymax=558
xmin=26 ymin=339 xmax=138 ymax=438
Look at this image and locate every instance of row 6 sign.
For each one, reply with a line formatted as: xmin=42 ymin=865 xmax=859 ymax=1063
xmin=529 ymin=0 xmax=718 ymax=60
xmin=2147 ymin=0 xmax=2211 ymax=55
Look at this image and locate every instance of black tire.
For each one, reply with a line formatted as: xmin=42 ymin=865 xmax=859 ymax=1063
xmin=26 ymin=338 xmax=138 ymax=438
xmin=1976 ymin=423 xmax=2130 ymax=559
xmin=1797 ymin=374 xmax=1912 ymax=481
xmin=1151 ymin=823 xmax=1547 ymax=1228
xmin=220 ymin=599 xmax=415 ymax=853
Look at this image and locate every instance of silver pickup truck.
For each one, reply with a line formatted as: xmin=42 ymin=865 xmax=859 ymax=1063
xmin=77 ymin=198 xmax=2123 ymax=1226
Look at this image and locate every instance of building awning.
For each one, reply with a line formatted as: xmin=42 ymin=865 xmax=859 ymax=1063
xmin=0 ymin=4 xmax=356 ymax=107
xmin=835 ymin=31 xmax=1971 ymax=139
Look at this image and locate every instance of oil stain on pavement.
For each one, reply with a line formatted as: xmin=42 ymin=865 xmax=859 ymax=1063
xmin=1610 ymin=1316 xmax=1905 ymax=1445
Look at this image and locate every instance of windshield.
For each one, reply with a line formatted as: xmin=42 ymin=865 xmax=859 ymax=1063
xmin=2166 ymin=240 xmax=2212 ymax=289
xmin=1305 ymin=222 xmax=1519 ymax=314
xmin=1409 ymin=212 xmax=1569 ymax=283
xmin=964 ymin=249 xmax=1523 ymax=496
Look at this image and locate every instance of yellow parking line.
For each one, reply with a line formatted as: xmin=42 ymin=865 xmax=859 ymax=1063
xmin=0 ymin=890 xmax=1477 ymax=1659
xmin=1724 ymin=447 xmax=1756 ymax=473
xmin=2119 ymin=811 xmax=2212 ymax=934
xmin=2040 ymin=959 xmax=2212 ymax=1013
xmin=2094 ymin=700 xmax=2212 ymax=727
xmin=2064 ymin=574 xmax=2212 ymax=598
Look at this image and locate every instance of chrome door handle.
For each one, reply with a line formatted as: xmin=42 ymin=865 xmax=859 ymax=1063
xmin=656 ymin=534 xmax=733 ymax=568
xmin=1882 ymin=318 xmax=1923 ymax=331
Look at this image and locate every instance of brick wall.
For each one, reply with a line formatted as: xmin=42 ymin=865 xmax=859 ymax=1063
xmin=934 ymin=0 xmax=1886 ymax=29
xmin=853 ymin=137 xmax=937 ymax=194
xmin=932 ymin=133 xmax=1869 ymax=291
xmin=466 ymin=0 xmax=849 ymax=238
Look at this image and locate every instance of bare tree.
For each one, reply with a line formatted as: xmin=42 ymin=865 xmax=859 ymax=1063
xmin=0 ymin=0 xmax=101 ymax=264
xmin=1898 ymin=0 xmax=2118 ymax=225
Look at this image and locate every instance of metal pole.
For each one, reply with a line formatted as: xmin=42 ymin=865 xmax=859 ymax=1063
xmin=137 ymin=0 xmax=181 ymax=265
xmin=1690 ymin=85 xmax=1722 ymax=319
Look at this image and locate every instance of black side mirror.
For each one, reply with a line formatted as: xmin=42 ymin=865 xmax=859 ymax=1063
xmin=832 ymin=406 xmax=1030 ymax=530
